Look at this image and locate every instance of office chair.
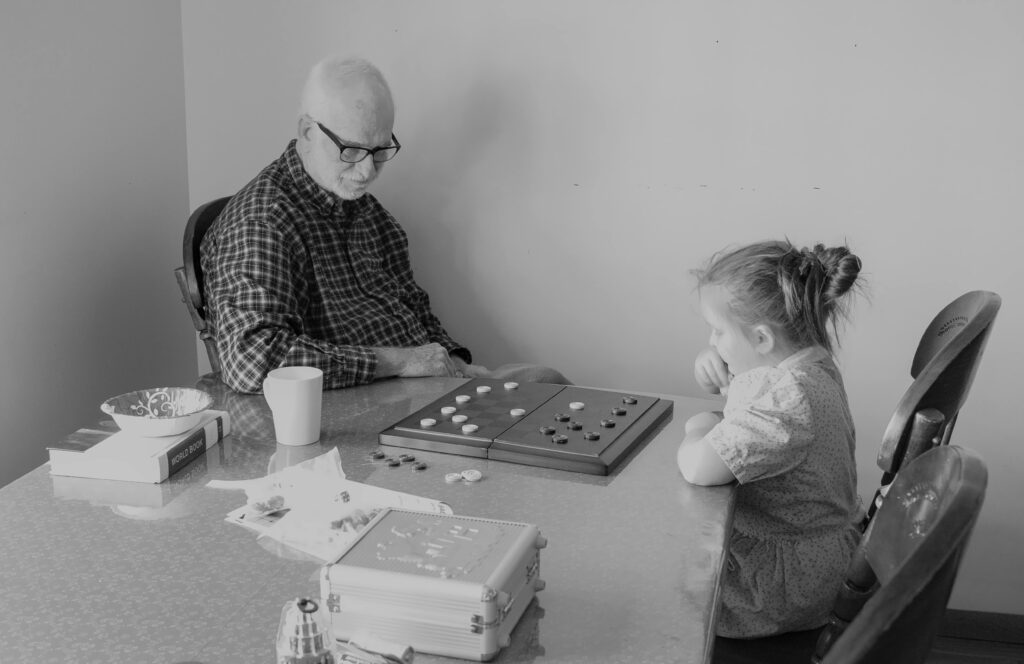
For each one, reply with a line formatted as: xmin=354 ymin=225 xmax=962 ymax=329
xmin=713 ymin=444 xmax=988 ymax=664
xmin=865 ymin=290 xmax=1000 ymax=525
xmin=173 ymin=196 xmax=232 ymax=374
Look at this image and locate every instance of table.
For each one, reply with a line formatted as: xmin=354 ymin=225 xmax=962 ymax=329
xmin=0 ymin=376 xmax=734 ymax=664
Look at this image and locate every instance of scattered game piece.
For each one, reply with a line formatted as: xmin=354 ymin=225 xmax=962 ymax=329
xmin=539 ymin=426 xmax=556 ymax=435
xmin=623 ymin=396 xmax=638 ymax=405
xmin=567 ymin=421 xmax=583 ymax=431
xmin=371 ymin=450 xmax=387 ymax=460
xmin=552 ymin=434 xmax=569 ymax=445
xmin=386 ymin=458 xmax=401 ymax=467
xmin=584 ymin=432 xmax=601 ymax=441
xmin=476 ymin=385 xmax=492 ymax=394
xmin=441 ymin=406 xmax=457 ymax=416
xmin=554 ymin=413 xmax=570 ymax=422
xmin=461 ymin=424 xmax=480 ymax=434
xmin=600 ymin=419 xmax=616 ymax=428
xmin=455 ymin=395 xmax=471 ymax=404
xmin=503 ymin=382 xmax=519 ymax=390
xmin=461 ymin=469 xmax=483 ymax=482
xmin=444 ymin=472 xmax=463 ymax=483
xmin=569 ymin=401 xmax=585 ymax=411
xmin=412 ymin=462 xmax=428 ymax=471
xmin=420 ymin=418 xmax=437 ymax=428
xmin=452 ymin=414 xmax=468 ymax=424
xmin=510 ymin=408 xmax=526 ymax=417
xmin=611 ymin=407 xmax=627 ymax=417
xmin=399 ymin=454 xmax=416 ymax=463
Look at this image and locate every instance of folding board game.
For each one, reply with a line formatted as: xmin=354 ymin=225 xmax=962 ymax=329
xmin=379 ymin=378 xmax=673 ymax=475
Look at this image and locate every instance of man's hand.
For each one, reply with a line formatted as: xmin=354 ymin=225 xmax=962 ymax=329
xmin=694 ymin=347 xmax=731 ymax=395
xmin=452 ymin=356 xmax=491 ymax=378
xmin=373 ymin=343 xmax=461 ymax=379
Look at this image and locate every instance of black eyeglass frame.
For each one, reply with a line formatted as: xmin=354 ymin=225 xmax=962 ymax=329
xmin=315 ymin=122 xmax=401 ymax=163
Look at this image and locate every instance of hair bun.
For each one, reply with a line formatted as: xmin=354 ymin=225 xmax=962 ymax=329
xmin=808 ymin=244 xmax=861 ymax=299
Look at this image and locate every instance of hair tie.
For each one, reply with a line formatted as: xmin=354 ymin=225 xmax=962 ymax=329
xmin=798 ymin=251 xmax=820 ymax=278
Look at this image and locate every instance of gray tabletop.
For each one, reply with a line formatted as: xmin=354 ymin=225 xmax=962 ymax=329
xmin=0 ymin=376 xmax=734 ymax=664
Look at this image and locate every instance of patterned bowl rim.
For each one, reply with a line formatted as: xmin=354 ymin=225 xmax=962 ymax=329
xmin=100 ymin=387 xmax=214 ymax=419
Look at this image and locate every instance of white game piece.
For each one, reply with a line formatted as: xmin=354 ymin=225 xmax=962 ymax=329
xmin=569 ymin=401 xmax=585 ymax=411
xmin=476 ymin=385 xmax=492 ymax=393
xmin=461 ymin=424 xmax=480 ymax=434
xmin=461 ymin=469 xmax=483 ymax=482
xmin=452 ymin=414 xmax=468 ymax=424
xmin=440 ymin=406 xmax=457 ymax=416
xmin=444 ymin=472 xmax=463 ymax=483
xmin=455 ymin=395 xmax=471 ymax=404
xmin=503 ymin=382 xmax=519 ymax=390
xmin=510 ymin=408 xmax=526 ymax=417
xmin=420 ymin=418 xmax=437 ymax=428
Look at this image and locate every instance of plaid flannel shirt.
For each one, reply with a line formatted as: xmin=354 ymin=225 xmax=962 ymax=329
xmin=200 ymin=140 xmax=470 ymax=393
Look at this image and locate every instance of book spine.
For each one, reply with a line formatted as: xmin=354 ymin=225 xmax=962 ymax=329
xmin=164 ymin=415 xmax=227 ymax=479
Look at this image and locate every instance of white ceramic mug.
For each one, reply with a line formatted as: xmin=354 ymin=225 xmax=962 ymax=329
xmin=263 ymin=366 xmax=323 ymax=446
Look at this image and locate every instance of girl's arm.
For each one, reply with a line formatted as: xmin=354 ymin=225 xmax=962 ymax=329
xmin=677 ymin=412 xmax=737 ymax=486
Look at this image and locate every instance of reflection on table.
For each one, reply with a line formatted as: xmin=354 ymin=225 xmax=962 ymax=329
xmin=0 ymin=375 xmax=734 ymax=664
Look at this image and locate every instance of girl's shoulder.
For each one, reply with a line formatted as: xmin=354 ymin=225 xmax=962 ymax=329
xmin=728 ymin=364 xmax=806 ymax=407
xmin=729 ymin=348 xmax=840 ymax=405
xmin=782 ymin=347 xmax=846 ymax=390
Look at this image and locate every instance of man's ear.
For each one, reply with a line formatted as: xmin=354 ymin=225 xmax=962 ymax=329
xmin=297 ymin=115 xmax=315 ymax=141
xmin=752 ymin=324 xmax=776 ymax=355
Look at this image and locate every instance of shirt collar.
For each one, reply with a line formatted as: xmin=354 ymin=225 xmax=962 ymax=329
xmin=284 ymin=139 xmax=348 ymax=218
xmin=777 ymin=345 xmax=831 ymax=370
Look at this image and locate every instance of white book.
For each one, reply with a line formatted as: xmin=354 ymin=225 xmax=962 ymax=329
xmin=48 ymin=409 xmax=230 ymax=484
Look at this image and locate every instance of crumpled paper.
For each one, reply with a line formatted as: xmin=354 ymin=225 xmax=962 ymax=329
xmin=208 ymin=448 xmax=452 ymax=562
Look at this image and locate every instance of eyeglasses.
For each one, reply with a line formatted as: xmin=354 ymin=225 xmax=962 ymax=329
xmin=316 ymin=122 xmax=401 ymax=163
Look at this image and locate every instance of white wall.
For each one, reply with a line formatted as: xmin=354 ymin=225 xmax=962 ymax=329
xmin=181 ymin=1 xmax=1024 ymax=613
xmin=0 ymin=1 xmax=194 ymax=487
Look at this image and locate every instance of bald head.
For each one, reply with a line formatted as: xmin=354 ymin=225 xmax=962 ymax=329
xmin=300 ymin=56 xmax=394 ymax=131
xmin=296 ymin=56 xmax=397 ymax=201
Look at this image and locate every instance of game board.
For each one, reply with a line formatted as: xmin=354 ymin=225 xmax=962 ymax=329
xmin=379 ymin=378 xmax=673 ymax=475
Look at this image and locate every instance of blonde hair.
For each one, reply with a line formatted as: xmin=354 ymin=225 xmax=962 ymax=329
xmin=694 ymin=240 xmax=863 ymax=354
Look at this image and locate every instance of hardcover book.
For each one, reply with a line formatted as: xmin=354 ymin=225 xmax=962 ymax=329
xmin=47 ymin=409 xmax=230 ymax=484
xmin=50 ymin=447 xmax=217 ymax=508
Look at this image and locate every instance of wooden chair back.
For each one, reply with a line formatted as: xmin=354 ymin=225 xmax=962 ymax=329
xmin=173 ymin=196 xmax=232 ymax=374
xmin=876 ymin=290 xmax=1000 ymax=480
xmin=815 ymin=445 xmax=988 ymax=664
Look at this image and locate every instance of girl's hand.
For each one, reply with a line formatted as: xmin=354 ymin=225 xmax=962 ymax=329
xmin=694 ymin=347 xmax=730 ymax=395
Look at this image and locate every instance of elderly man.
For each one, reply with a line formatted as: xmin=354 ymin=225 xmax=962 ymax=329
xmin=201 ymin=56 xmax=566 ymax=393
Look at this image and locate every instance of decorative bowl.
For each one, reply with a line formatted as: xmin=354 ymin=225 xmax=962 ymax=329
xmin=100 ymin=387 xmax=213 ymax=437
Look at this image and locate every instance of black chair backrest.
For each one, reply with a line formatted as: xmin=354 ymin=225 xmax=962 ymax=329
xmin=817 ymin=445 xmax=987 ymax=664
xmin=174 ymin=196 xmax=232 ymax=373
xmin=877 ymin=291 xmax=1001 ymax=479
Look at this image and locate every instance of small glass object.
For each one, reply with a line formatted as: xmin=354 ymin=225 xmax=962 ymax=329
xmin=276 ymin=597 xmax=335 ymax=664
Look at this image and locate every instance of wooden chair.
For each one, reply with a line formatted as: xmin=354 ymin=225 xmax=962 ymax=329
xmin=865 ymin=290 xmax=1000 ymax=524
xmin=173 ymin=196 xmax=232 ymax=374
xmin=713 ymin=445 xmax=988 ymax=664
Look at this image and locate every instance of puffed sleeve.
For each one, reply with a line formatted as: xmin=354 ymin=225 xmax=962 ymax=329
xmin=702 ymin=366 xmax=814 ymax=484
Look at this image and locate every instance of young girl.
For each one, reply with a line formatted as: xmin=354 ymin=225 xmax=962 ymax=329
xmin=678 ymin=240 xmax=863 ymax=638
